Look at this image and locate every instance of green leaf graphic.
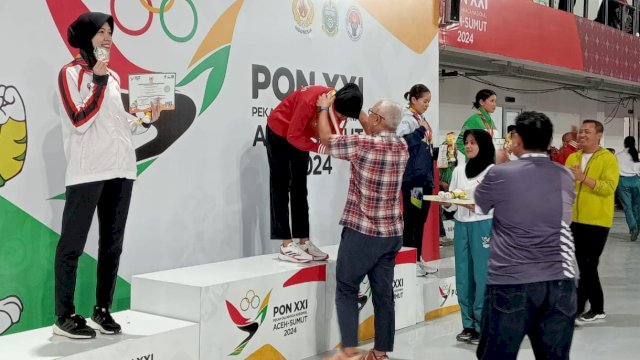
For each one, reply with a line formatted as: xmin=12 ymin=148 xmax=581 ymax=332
xmin=14 ymin=135 xmax=27 ymax=145
xmin=177 ymin=45 xmax=231 ymax=115
xmin=13 ymin=151 xmax=26 ymax=162
xmin=136 ymin=157 xmax=157 ymax=176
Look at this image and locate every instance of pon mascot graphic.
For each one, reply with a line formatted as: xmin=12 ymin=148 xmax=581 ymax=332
xmin=0 ymin=295 xmax=23 ymax=335
xmin=0 ymin=84 xmax=26 ymax=188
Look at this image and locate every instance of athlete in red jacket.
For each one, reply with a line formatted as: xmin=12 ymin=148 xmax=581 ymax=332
xmin=551 ymin=131 xmax=578 ymax=165
xmin=266 ymin=83 xmax=363 ymax=262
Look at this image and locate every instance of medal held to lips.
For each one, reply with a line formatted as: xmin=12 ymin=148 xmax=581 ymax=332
xmin=93 ymin=46 xmax=110 ymax=62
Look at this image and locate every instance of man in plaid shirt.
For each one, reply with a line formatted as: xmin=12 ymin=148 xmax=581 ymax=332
xmin=317 ymin=94 xmax=408 ymax=360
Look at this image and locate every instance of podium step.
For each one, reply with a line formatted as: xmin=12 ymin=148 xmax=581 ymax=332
xmin=0 ymin=310 xmax=198 ymax=359
xmin=416 ymin=257 xmax=460 ymax=322
xmin=132 ymin=253 xmax=328 ymax=360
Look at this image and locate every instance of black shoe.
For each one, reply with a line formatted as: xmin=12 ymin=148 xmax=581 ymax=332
xmin=467 ymin=330 xmax=480 ymax=345
xmin=456 ymin=328 xmax=474 ymax=341
xmin=578 ymin=310 xmax=606 ymax=322
xmin=52 ymin=314 xmax=96 ymax=339
xmin=631 ymin=229 xmax=639 ymax=242
xmin=90 ymin=307 xmax=121 ymax=334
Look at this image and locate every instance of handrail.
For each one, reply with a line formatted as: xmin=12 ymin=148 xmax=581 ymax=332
xmin=547 ymin=0 xmax=637 ymax=35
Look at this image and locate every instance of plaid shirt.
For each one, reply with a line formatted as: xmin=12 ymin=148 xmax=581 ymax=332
xmin=328 ymin=131 xmax=408 ymax=237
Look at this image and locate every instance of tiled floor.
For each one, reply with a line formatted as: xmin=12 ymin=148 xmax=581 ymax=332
xmin=306 ymin=212 xmax=640 ymax=359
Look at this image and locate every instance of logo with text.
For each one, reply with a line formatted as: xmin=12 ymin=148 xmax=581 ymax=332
xmin=293 ymin=0 xmax=314 ymax=34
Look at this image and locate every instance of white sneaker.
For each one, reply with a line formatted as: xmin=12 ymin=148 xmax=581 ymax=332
xmin=416 ymin=263 xmax=427 ymax=277
xmin=424 ymin=264 xmax=439 ymax=274
xmin=279 ymin=243 xmax=313 ymax=263
xmin=299 ymin=241 xmax=329 ymax=261
xmin=416 ymin=261 xmax=438 ymax=276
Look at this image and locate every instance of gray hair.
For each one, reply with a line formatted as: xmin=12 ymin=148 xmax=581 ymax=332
xmin=374 ymin=99 xmax=402 ymax=131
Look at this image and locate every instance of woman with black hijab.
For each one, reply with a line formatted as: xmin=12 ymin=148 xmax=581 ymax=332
xmin=54 ymin=12 xmax=161 ymax=339
xmin=442 ymin=129 xmax=495 ymax=345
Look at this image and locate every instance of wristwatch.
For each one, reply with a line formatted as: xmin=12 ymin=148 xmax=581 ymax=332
xmin=317 ymin=105 xmax=329 ymax=113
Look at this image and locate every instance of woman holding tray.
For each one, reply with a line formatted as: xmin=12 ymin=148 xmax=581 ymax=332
xmin=442 ymin=129 xmax=495 ymax=345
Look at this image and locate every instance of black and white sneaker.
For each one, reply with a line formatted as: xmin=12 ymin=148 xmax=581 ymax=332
xmin=89 ymin=307 xmax=121 ymax=334
xmin=456 ymin=328 xmax=474 ymax=342
xmin=578 ymin=310 xmax=606 ymax=322
xmin=467 ymin=330 xmax=481 ymax=345
xmin=52 ymin=314 xmax=96 ymax=339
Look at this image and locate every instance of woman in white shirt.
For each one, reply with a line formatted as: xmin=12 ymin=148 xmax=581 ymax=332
xmin=615 ymin=136 xmax=640 ymax=241
xmin=443 ymin=129 xmax=495 ymax=345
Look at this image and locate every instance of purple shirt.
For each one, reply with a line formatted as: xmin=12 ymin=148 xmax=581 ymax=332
xmin=475 ymin=155 xmax=578 ymax=285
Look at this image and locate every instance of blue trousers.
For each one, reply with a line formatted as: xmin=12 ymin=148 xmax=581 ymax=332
xmin=477 ymin=280 xmax=577 ymax=360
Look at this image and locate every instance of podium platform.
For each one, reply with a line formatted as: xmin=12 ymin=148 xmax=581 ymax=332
xmin=0 ymin=310 xmax=198 ymax=359
xmin=416 ymin=256 xmax=460 ymax=322
xmin=132 ymin=254 xmax=327 ymax=360
xmin=2 ymin=250 xmax=458 ymax=360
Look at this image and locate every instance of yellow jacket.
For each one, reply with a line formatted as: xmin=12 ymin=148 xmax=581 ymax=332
xmin=565 ymin=148 xmax=619 ymax=228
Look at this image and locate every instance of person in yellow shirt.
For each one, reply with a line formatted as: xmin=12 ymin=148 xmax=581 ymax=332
xmin=565 ymin=120 xmax=619 ymax=323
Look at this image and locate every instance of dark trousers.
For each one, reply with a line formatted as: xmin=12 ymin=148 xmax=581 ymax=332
xmin=477 ymin=280 xmax=577 ymax=360
xmin=265 ymin=125 xmax=309 ymax=240
xmin=401 ymin=184 xmax=432 ymax=261
xmin=336 ymin=227 xmax=401 ymax=352
xmin=571 ymin=222 xmax=609 ymax=314
xmin=54 ymin=178 xmax=133 ymax=317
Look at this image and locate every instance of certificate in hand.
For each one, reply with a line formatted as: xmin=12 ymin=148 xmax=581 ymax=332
xmin=128 ymin=73 xmax=176 ymax=113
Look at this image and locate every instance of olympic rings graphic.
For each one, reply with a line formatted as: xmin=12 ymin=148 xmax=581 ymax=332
xmin=110 ymin=0 xmax=153 ymax=36
xmin=110 ymin=0 xmax=197 ymax=42
xmin=239 ymin=290 xmax=261 ymax=312
xmin=139 ymin=0 xmax=174 ymax=13
xmin=160 ymin=0 xmax=198 ymax=43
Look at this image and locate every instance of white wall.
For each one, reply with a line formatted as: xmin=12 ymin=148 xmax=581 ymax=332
xmin=438 ymin=76 xmax=632 ymax=152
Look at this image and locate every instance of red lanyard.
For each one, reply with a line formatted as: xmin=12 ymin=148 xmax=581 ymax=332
xmin=411 ymin=111 xmax=433 ymax=144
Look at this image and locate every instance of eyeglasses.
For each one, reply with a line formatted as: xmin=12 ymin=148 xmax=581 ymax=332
xmin=367 ymin=108 xmax=385 ymax=121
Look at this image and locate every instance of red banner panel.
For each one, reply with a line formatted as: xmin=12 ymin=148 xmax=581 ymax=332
xmin=441 ymin=0 xmax=584 ymax=70
xmin=441 ymin=0 xmax=640 ymax=84
xmin=576 ymin=17 xmax=640 ymax=83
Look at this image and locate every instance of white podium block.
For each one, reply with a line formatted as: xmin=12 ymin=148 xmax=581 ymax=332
xmin=132 ymin=254 xmax=327 ymax=360
xmin=323 ymin=245 xmax=417 ymax=350
xmin=416 ymin=257 xmax=460 ymax=323
xmin=0 ymin=310 xmax=198 ymax=359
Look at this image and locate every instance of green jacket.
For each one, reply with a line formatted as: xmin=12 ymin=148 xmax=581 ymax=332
xmin=456 ymin=108 xmax=496 ymax=156
xmin=565 ymin=148 xmax=619 ymax=228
